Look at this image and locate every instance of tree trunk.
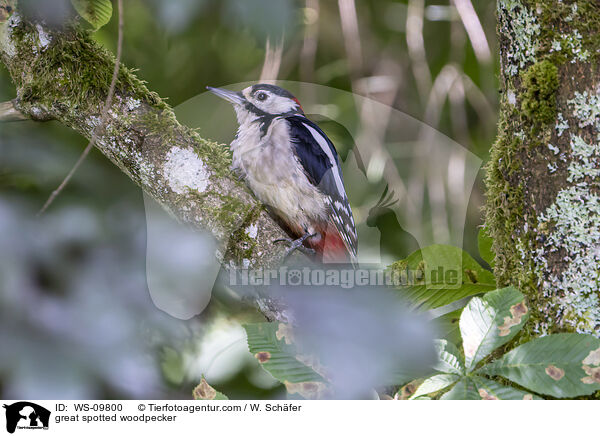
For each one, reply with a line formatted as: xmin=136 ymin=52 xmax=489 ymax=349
xmin=486 ymin=0 xmax=600 ymax=336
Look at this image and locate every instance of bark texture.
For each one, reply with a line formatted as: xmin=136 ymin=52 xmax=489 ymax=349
xmin=487 ymin=0 xmax=600 ymax=336
xmin=0 ymin=8 xmax=295 ymax=320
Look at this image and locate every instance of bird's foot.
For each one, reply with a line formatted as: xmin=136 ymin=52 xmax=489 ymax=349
xmin=274 ymin=233 xmax=317 ymax=260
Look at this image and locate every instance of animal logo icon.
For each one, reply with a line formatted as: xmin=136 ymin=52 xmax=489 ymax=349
xmin=3 ymin=402 xmax=50 ymax=434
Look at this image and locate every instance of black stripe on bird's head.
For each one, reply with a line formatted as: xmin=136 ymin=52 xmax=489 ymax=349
xmin=207 ymin=84 xmax=304 ymax=118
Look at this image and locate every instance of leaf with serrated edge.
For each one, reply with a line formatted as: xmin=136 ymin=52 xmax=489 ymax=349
xmin=409 ymin=374 xmax=460 ymax=399
xmin=478 ymin=333 xmax=600 ymax=398
xmin=460 ymin=286 xmax=528 ymax=372
xmin=471 ymin=376 xmax=542 ymax=400
xmin=433 ymin=339 xmax=464 ymax=375
xmin=71 ymin=0 xmax=113 ymax=29
xmin=440 ymin=377 xmax=479 ymax=400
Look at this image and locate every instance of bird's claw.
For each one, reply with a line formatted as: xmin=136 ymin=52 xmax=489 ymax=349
xmin=274 ymin=233 xmax=317 ymax=260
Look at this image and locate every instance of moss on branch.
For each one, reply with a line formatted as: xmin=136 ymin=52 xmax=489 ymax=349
xmin=520 ymin=60 xmax=559 ymax=125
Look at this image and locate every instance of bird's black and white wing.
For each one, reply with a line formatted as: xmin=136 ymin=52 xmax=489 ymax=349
xmin=285 ymin=115 xmax=358 ymax=260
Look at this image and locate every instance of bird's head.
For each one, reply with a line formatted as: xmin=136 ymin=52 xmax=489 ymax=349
xmin=207 ymin=84 xmax=304 ymax=124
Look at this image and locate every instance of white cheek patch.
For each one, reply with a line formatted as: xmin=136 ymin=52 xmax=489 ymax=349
xmin=269 ymin=98 xmax=297 ymax=114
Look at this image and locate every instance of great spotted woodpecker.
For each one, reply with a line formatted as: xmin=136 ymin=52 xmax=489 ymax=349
xmin=207 ymin=84 xmax=358 ymax=264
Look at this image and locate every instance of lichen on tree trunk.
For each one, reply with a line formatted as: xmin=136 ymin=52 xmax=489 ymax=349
xmin=486 ymin=0 xmax=600 ymax=336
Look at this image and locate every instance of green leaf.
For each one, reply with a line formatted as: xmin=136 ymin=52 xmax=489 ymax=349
xmin=478 ymin=333 xmax=600 ymax=398
xmin=160 ymin=346 xmax=185 ymax=385
xmin=243 ymin=322 xmax=328 ymax=399
xmin=478 ymin=226 xmax=495 ymax=268
xmin=439 ymin=377 xmax=480 ymax=399
xmin=71 ymin=0 xmax=113 ymax=29
xmin=394 ymin=379 xmax=425 ymax=400
xmin=433 ymin=339 xmax=464 ymax=375
xmin=409 ymin=374 xmax=460 ymax=399
xmin=193 ymin=377 xmax=228 ymax=400
xmin=387 ymin=367 xmax=427 ymax=387
xmin=392 ymin=245 xmax=496 ymax=311
xmin=433 ymin=308 xmax=463 ymax=346
xmin=460 ymin=286 xmax=529 ymax=372
xmin=471 ymin=376 xmax=543 ymax=400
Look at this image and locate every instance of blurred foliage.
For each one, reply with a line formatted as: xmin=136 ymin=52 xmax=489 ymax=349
xmin=0 ymin=0 xmax=501 ymax=399
xmin=71 ymin=0 xmax=113 ymax=29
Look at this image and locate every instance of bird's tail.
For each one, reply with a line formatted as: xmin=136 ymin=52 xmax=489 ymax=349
xmin=309 ymin=222 xmax=357 ymax=267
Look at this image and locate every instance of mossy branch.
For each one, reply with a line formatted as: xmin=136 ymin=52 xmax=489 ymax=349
xmin=0 ymin=11 xmax=293 ymax=320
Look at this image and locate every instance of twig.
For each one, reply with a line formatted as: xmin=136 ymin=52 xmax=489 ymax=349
xmin=461 ymin=73 xmax=496 ymax=127
xmin=451 ymin=0 xmax=491 ymax=63
xmin=300 ymin=0 xmax=319 ymax=83
xmin=337 ymin=0 xmax=363 ymax=81
xmin=37 ymin=0 xmax=124 ymax=216
xmin=0 ymin=100 xmax=27 ymax=121
xmin=406 ymin=0 xmax=432 ymax=102
xmin=259 ymin=37 xmax=284 ymax=84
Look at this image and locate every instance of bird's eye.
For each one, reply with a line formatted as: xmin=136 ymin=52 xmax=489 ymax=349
xmin=256 ymin=92 xmax=268 ymax=101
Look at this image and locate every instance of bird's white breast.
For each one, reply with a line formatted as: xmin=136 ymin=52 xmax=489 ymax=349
xmin=230 ymin=117 xmax=328 ymax=232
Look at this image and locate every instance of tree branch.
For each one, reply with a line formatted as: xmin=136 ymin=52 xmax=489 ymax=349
xmin=0 ymin=10 xmax=294 ymax=320
xmin=39 ymin=0 xmax=124 ymax=216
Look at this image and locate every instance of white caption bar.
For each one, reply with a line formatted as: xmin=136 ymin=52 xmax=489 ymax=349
xmin=0 ymin=400 xmax=596 ymax=435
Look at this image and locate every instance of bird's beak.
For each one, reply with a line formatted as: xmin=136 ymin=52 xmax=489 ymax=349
xmin=206 ymin=86 xmax=245 ymax=105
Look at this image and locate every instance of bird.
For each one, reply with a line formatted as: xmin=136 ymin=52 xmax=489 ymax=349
xmin=207 ymin=83 xmax=358 ymax=265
